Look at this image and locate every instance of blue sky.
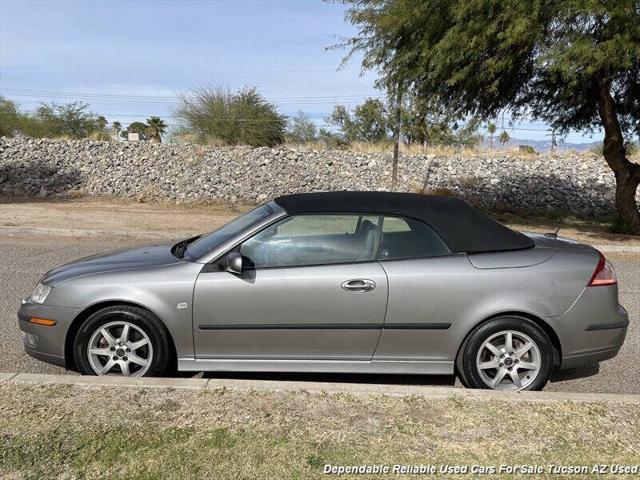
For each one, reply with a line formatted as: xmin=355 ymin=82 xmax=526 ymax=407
xmin=1 ymin=0 xmax=598 ymax=143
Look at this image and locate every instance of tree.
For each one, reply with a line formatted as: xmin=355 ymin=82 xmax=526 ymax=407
xmin=112 ymin=121 xmax=122 ymax=138
xmin=339 ymin=0 xmax=640 ymax=232
xmin=146 ymin=116 xmax=167 ymax=143
xmin=327 ymin=98 xmax=390 ymax=142
xmin=287 ymin=111 xmax=317 ymax=143
xmin=487 ymin=123 xmax=497 ymax=150
xmin=96 ymin=116 xmax=108 ymax=130
xmin=0 ymin=96 xmax=21 ymax=137
xmin=33 ymin=101 xmax=98 ymax=139
xmin=174 ymin=86 xmax=286 ymax=147
xmin=498 ymin=131 xmax=510 ymax=146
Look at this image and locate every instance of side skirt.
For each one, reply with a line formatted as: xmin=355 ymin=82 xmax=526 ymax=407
xmin=178 ymin=358 xmax=454 ymax=375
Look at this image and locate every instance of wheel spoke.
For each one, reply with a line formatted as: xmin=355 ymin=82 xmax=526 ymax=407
xmin=517 ymin=361 xmax=537 ymax=370
xmin=505 ymin=331 xmax=514 ymax=352
xmin=128 ymin=338 xmax=149 ymax=351
xmin=120 ymin=324 xmax=130 ymax=343
xmin=514 ymin=341 xmax=533 ymax=359
xmin=484 ymin=342 xmax=501 ymax=357
xmin=120 ymin=362 xmax=130 ymax=376
xmin=490 ymin=368 xmax=507 ymax=388
xmin=478 ymin=359 xmax=500 ymax=370
xmin=89 ymin=348 xmax=111 ymax=357
xmin=99 ymin=359 xmax=116 ymax=375
xmin=100 ymin=328 xmax=117 ymax=346
xmin=129 ymin=353 xmax=149 ymax=367
xmin=509 ymin=369 xmax=522 ymax=388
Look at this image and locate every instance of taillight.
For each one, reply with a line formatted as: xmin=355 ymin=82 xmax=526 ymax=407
xmin=588 ymin=251 xmax=617 ymax=287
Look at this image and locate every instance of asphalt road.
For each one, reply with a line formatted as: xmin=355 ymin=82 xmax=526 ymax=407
xmin=1 ymin=235 xmax=638 ymax=394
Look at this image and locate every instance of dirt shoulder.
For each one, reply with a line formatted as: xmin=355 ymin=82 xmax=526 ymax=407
xmin=1 ymin=196 xmax=639 ymax=247
xmin=1 ymin=382 xmax=638 ymax=479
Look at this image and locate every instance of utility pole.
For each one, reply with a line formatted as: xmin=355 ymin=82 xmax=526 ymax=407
xmin=392 ymin=81 xmax=403 ymax=190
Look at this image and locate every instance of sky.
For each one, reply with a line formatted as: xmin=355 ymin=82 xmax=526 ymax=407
xmin=1 ymin=0 xmax=600 ymax=143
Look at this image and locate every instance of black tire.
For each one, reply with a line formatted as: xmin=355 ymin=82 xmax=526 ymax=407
xmin=74 ymin=305 xmax=173 ymax=377
xmin=456 ymin=316 xmax=554 ymax=391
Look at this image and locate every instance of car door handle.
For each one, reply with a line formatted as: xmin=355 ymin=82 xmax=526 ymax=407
xmin=341 ymin=279 xmax=376 ymax=292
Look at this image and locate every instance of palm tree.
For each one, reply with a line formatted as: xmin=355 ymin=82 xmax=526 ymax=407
xmin=487 ymin=122 xmax=496 ymax=150
xmin=112 ymin=121 xmax=122 ymax=139
xmin=145 ymin=116 xmax=167 ymax=143
xmin=96 ymin=115 xmax=108 ymax=130
xmin=498 ymin=130 xmax=510 ymax=147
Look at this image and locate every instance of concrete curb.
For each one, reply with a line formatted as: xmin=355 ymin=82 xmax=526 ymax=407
xmin=3 ymin=373 xmax=639 ymax=404
xmin=2 ymin=226 xmax=639 ymax=253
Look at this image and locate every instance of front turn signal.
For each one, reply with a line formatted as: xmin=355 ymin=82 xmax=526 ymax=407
xmin=30 ymin=317 xmax=57 ymax=326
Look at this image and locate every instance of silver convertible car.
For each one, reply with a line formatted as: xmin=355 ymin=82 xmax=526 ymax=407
xmin=19 ymin=192 xmax=628 ymax=390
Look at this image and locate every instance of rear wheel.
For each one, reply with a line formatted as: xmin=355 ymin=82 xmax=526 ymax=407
xmin=457 ymin=316 xmax=554 ymax=391
xmin=74 ymin=305 xmax=172 ymax=377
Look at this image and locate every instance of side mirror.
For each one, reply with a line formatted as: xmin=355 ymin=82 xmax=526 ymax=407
xmin=224 ymin=252 xmax=243 ymax=274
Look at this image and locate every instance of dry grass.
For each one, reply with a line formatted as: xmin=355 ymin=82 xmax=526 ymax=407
xmin=0 ymin=384 xmax=638 ymax=479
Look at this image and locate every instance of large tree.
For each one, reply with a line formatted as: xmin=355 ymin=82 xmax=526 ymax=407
xmin=339 ymin=0 xmax=640 ymax=232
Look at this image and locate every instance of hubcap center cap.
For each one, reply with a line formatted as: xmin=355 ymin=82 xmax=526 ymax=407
xmin=503 ymin=357 xmax=514 ymax=367
xmin=115 ymin=348 xmax=126 ymax=358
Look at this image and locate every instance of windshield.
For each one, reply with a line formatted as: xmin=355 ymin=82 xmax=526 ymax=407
xmin=182 ymin=203 xmax=275 ymax=261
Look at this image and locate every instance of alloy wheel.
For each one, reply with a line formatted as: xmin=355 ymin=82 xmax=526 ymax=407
xmin=475 ymin=330 xmax=541 ymax=390
xmin=87 ymin=320 xmax=153 ymax=377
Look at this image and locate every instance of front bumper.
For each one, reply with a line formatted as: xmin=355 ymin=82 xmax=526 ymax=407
xmin=18 ymin=301 xmax=81 ymax=368
xmin=547 ymin=286 xmax=629 ymax=370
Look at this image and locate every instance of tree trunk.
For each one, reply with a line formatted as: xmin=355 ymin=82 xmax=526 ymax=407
xmin=595 ymin=79 xmax=640 ymax=234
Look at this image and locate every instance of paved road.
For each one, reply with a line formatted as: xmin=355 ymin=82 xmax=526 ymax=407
xmin=1 ymin=235 xmax=637 ymax=394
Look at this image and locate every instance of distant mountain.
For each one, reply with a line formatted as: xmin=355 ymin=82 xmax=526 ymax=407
xmin=483 ymin=137 xmax=602 ymax=152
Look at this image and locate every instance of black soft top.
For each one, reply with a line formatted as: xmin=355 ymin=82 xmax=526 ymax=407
xmin=274 ymin=191 xmax=534 ymax=254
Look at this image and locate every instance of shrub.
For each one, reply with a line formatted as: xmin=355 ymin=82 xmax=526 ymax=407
xmin=174 ymin=86 xmax=286 ymax=147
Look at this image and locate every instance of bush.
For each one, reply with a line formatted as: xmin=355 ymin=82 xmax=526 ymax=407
xmin=174 ymin=87 xmax=286 ymax=147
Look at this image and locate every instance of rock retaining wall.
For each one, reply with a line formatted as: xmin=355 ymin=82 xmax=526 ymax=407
xmin=1 ymin=137 xmax=636 ymax=216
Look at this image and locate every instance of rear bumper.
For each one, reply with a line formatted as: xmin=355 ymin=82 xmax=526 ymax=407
xmin=547 ymin=286 xmax=629 ymax=370
xmin=18 ymin=301 xmax=80 ymax=368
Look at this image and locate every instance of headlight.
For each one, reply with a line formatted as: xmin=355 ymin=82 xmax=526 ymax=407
xmin=30 ymin=283 xmax=52 ymax=304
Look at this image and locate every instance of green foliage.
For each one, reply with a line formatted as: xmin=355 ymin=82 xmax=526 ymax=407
xmin=498 ymin=131 xmax=510 ymax=145
xmin=96 ymin=116 xmax=108 ymax=130
xmin=175 ymin=86 xmax=286 ymax=147
xmin=328 ymin=98 xmax=390 ymax=143
xmin=145 ymin=116 xmax=167 ymax=143
xmin=0 ymin=97 xmax=22 ymax=137
xmin=339 ymin=0 xmax=639 ymax=136
xmin=32 ymin=102 xmax=99 ymax=139
xmin=286 ymin=111 xmax=317 ymax=143
xmin=111 ymin=121 xmax=122 ymax=136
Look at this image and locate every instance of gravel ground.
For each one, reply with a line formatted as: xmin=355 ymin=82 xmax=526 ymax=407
xmin=0 ymin=234 xmax=637 ymax=394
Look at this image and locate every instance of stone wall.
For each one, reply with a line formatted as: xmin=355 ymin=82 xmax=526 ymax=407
xmin=1 ymin=137 xmax=636 ymax=216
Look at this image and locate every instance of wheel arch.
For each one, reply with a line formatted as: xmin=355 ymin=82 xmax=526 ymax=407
xmin=64 ymin=300 xmax=177 ymax=370
xmin=456 ymin=311 xmax=562 ymax=369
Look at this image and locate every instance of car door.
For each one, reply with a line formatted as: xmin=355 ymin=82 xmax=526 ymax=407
xmin=372 ymin=216 xmax=470 ymax=366
xmin=192 ymin=214 xmax=388 ymax=360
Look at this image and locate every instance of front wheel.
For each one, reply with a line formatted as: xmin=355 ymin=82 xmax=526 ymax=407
xmin=456 ymin=316 xmax=554 ymax=391
xmin=74 ymin=305 xmax=172 ymax=377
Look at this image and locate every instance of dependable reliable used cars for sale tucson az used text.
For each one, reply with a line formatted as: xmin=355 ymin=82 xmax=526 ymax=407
xmin=18 ymin=191 xmax=629 ymax=391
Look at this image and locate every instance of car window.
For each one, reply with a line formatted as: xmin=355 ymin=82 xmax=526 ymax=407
xmin=184 ymin=203 xmax=274 ymax=260
xmin=377 ymin=216 xmax=450 ymax=260
xmin=241 ymin=214 xmax=380 ymax=268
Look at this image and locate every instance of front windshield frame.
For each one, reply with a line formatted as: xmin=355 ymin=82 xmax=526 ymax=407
xmin=182 ymin=202 xmax=285 ymax=263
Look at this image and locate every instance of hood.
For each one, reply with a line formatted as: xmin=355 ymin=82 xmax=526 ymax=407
xmin=42 ymin=244 xmax=182 ymax=284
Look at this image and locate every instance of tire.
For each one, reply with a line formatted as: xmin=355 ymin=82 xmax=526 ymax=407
xmin=74 ymin=305 xmax=173 ymax=377
xmin=456 ymin=316 xmax=554 ymax=391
